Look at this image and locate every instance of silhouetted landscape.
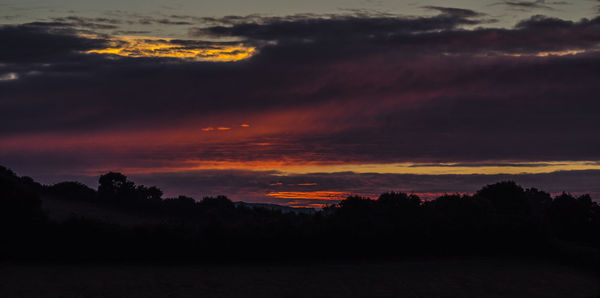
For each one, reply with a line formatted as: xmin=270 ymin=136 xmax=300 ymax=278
xmin=2 ymin=164 xmax=599 ymax=260
xmin=1 ymin=165 xmax=599 ymax=296
xmin=4 ymin=2 xmax=600 ymax=295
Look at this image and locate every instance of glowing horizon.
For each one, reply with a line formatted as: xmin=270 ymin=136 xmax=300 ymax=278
xmin=78 ymin=160 xmax=600 ymax=176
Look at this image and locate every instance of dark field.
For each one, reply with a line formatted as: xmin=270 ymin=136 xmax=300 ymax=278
xmin=1 ymin=258 xmax=598 ymax=298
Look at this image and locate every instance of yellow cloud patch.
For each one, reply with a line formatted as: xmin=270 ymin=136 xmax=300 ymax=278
xmin=84 ymin=35 xmax=256 ymax=61
xmin=506 ymin=49 xmax=594 ymax=57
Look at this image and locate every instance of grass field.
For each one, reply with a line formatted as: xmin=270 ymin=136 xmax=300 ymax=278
xmin=1 ymin=258 xmax=598 ymax=298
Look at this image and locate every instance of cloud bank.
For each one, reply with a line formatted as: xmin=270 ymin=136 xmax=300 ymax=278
xmin=1 ymin=10 xmax=599 ymax=205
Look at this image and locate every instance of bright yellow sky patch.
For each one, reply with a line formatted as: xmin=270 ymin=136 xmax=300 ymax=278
xmin=90 ymin=160 xmax=600 ymax=176
xmin=84 ymin=35 xmax=256 ymax=61
xmin=271 ymin=161 xmax=600 ymax=175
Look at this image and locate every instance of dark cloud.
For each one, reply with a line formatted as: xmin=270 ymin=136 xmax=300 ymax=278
xmin=138 ymin=17 xmax=193 ymax=25
xmin=422 ymin=6 xmax=485 ymax=18
xmin=1 ymin=12 xmax=600 ymax=179
xmin=0 ymin=24 xmax=107 ymax=63
xmin=494 ymin=0 xmax=569 ymax=11
xmin=189 ymin=13 xmax=600 ymax=57
xmin=515 ymin=14 xmax=574 ymax=28
xmin=190 ymin=12 xmax=486 ymax=43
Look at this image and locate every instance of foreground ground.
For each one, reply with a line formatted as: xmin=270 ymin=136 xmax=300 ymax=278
xmin=0 ymin=258 xmax=598 ymax=298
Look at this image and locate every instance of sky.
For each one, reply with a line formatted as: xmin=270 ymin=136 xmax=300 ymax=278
xmin=1 ymin=0 xmax=600 ymax=207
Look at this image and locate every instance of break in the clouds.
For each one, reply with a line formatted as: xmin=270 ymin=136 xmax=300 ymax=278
xmin=1 ymin=7 xmax=600 ymax=206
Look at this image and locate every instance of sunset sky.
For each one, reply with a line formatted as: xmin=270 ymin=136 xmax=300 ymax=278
xmin=1 ymin=0 xmax=600 ymax=207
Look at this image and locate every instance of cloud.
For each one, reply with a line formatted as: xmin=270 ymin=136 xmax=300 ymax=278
xmin=137 ymin=18 xmax=193 ymax=25
xmin=515 ymin=14 xmax=574 ymax=28
xmin=0 ymin=72 xmax=18 ymax=81
xmin=1 ymin=12 xmax=600 ymax=181
xmin=494 ymin=0 xmax=569 ymax=11
xmin=188 ymin=13 xmax=600 ymax=58
xmin=421 ymin=6 xmax=485 ymax=18
xmin=190 ymin=11 xmax=487 ymax=43
xmin=84 ymin=35 xmax=255 ymax=61
xmin=0 ymin=24 xmax=107 ymax=63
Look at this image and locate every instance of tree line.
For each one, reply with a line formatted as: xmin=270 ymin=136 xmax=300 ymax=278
xmin=0 ymin=165 xmax=598 ymax=262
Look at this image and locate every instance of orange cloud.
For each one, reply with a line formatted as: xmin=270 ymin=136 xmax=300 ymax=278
xmin=266 ymin=191 xmax=349 ymax=201
xmin=83 ymin=35 xmax=256 ymax=62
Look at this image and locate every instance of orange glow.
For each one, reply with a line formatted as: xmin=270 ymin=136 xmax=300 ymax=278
xmin=83 ymin=35 xmax=256 ymax=62
xmin=201 ymin=126 xmax=232 ymax=132
xmin=2 ymin=129 xmax=600 ymax=176
xmin=240 ymin=124 xmax=250 ymax=127
xmin=266 ymin=191 xmax=349 ymax=201
xmin=1 ymin=103 xmax=599 ymax=177
xmin=75 ymin=160 xmax=600 ymax=177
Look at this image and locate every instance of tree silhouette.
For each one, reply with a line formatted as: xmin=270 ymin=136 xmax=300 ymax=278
xmin=98 ymin=172 xmax=135 ymax=202
xmin=1 ymin=165 xmax=599 ymax=262
xmin=0 ymin=166 xmax=44 ymax=224
xmin=377 ymin=192 xmax=421 ymax=210
xmin=476 ymin=181 xmax=530 ymax=216
xmin=549 ymin=193 xmax=599 ymax=242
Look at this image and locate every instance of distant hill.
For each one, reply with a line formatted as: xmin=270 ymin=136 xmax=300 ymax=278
xmin=235 ymin=202 xmax=316 ymax=215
